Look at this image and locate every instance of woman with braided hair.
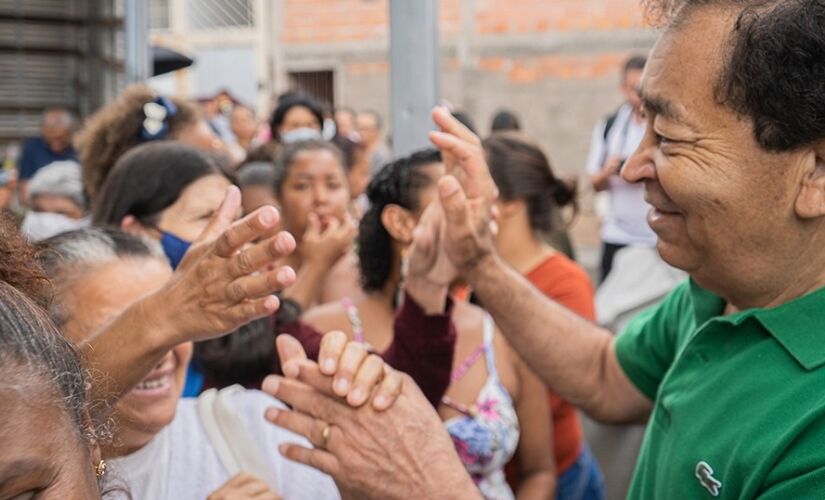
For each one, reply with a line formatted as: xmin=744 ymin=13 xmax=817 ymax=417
xmin=303 ymin=149 xmax=556 ymax=499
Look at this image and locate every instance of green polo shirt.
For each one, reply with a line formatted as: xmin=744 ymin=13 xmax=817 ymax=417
xmin=615 ymin=280 xmax=825 ymax=498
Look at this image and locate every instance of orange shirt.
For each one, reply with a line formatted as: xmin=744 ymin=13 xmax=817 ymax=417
xmin=506 ymin=252 xmax=595 ymax=483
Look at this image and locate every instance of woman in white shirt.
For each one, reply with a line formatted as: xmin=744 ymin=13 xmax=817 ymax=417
xmin=39 ymin=227 xmax=341 ymax=499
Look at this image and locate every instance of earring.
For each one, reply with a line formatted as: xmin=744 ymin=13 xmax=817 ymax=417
xmin=95 ymin=459 xmax=107 ymax=479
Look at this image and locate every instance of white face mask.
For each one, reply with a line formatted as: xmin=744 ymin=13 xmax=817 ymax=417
xmin=20 ymin=212 xmax=89 ymax=242
xmin=280 ymin=127 xmax=322 ymax=144
xmin=322 ymin=118 xmax=337 ymax=141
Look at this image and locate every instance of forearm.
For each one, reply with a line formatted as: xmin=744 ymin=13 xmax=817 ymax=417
xmin=516 ymin=472 xmax=556 ymax=500
xmin=80 ymin=293 xmax=178 ymax=418
xmin=383 ymin=292 xmax=456 ymax=407
xmin=589 ymin=171 xmax=611 ymax=192
xmin=467 ymin=255 xmax=643 ymax=421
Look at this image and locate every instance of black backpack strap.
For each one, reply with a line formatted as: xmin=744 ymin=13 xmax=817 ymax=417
xmin=602 ymin=108 xmax=620 ymax=141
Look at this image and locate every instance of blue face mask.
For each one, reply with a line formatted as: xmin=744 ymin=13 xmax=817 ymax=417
xmin=160 ymin=231 xmax=191 ymax=270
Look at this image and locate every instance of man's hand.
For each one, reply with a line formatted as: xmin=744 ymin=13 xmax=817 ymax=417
xmin=261 ymin=362 xmax=480 ymax=500
xmin=152 ymin=186 xmax=298 ymax=344
xmin=591 ymin=156 xmax=623 ymax=192
xmin=207 ymin=473 xmax=280 ymax=500
xmin=427 ymin=107 xmax=499 ymax=278
xmin=277 ymin=332 xmax=403 ymax=410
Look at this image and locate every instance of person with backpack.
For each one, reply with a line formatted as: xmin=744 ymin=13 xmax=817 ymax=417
xmin=585 ymin=56 xmax=656 ymax=282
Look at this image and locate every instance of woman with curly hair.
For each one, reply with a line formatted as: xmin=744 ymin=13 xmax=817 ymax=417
xmin=76 ymin=84 xmax=237 ymax=204
xmin=0 ymin=213 xmax=105 ymax=498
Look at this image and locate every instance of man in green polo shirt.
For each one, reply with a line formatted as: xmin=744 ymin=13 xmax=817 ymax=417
xmin=259 ymin=0 xmax=825 ymax=498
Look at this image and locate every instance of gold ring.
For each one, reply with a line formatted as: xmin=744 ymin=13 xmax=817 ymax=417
xmin=320 ymin=423 xmax=332 ymax=450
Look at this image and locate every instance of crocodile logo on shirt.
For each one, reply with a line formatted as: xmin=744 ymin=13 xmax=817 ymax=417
xmin=695 ymin=461 xmax=722 ymax=497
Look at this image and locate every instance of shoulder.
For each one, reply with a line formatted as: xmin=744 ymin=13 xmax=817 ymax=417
xmin=452 ymin=301 xmax=486 ymax=343
xmin=303 ymin=300 xmax=349 ymax=335
xmin=320 ymin=252 xmax=362 ymax=303
xmin=528 ymin=253 xmax=596 ymax=318
xmin=21 ymin=137 xmax=43 ymax=150
xmin=528 ymin=253 xmax=592 ymax=291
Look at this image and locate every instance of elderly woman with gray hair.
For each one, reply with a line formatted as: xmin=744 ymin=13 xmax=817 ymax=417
xmin=38 ymin=227 xmax=344 ymax=499
xmin=20 ymin=159 xmax=89 ymax=241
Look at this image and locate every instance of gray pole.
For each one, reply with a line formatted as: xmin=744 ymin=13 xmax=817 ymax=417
xmin=389 ymin=0 xmax=440 ymax=157
xmin=124 ymin=0 xmax=151 ymax=83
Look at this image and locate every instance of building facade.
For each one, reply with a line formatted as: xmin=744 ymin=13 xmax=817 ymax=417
xmin=151 ymin=0 xmax=655 ymax=180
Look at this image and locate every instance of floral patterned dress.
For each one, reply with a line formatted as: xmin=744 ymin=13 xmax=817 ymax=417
xmin=442 ymin=315 xmax=520 ymax=500
xmin=341 ymin=301 xmax=520 ymax=500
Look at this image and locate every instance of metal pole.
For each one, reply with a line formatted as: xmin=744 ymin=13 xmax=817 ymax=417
xmin=124 ymin=0 xmax=150 ymax=83
xmin=389 ymin=0 xmax=440 ymax=157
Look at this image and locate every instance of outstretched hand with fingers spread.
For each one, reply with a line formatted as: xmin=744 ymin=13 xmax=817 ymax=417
xmin=157 ymin=186 xmax=298 ymax=344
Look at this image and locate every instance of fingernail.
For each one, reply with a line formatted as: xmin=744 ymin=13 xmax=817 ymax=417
xmin=265 ymin=295 xmax=279 ymax=311
xmin=373 ymin=395 xmax=387 ymax=409
xmin=277 ymin=267 xmax=294 ymax=284
xmin=283 ymin=360 xmax=299 ymax=379
xmin=275 ymin=235 xmax=290 ymax=253
xmin=439 ymin=179 xmax=459 ymax=196
xmin=334 ymin=378 xmax=349 ymax=395
xmin=350 ymin=387 xmax=365 ymax=404
xmin=265 ymin=377 xmax=280 ymax=394
xmin=260 ymin=210 xmax=274 ymax=226
xmin=322 ymin=358 xmax=336 ymax=374
xmin=265 ymin=408 xmax=280 ymax=421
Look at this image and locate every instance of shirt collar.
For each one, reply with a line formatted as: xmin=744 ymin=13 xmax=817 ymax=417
xmin=689 ymin=279 xmax=825 ymax=371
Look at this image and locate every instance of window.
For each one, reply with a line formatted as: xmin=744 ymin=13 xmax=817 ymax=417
xmin=188 ymin=0 xmax=253 ymax=30
xmin=288 ymin=70 xmax=335 ymax=108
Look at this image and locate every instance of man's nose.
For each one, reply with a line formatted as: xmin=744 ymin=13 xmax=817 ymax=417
xmin=623 ymin=139 xmax=657 ymax=184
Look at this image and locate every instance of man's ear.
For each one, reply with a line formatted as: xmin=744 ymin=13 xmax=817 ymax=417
xmin=380 ymin=204 xmax=416 ymax=245
xmin=795 ymin=147 xmax=825 ymax=220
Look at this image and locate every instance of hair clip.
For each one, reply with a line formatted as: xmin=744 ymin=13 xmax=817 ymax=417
xmin=139 ymin=96 xmax=178 ymax=142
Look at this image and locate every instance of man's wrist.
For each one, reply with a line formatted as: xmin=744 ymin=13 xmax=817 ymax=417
xmin=464 ymin=250 xmax=500 ymax=289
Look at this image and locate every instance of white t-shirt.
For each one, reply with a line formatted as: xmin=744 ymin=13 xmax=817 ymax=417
xmin=107 ymin=390 xmax=340 ymax=500
xmin=585 ymin=103 xmax=657 ymax=247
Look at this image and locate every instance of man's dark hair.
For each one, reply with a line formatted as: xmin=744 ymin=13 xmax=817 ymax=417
xmin=646 ymin=0 xmax=825 ymax=152
xmin=623 ymin=55 xmax=648 ymax=75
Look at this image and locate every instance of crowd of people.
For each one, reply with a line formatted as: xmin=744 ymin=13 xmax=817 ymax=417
xmin=1 ymin=0 xmax=825 ymax=498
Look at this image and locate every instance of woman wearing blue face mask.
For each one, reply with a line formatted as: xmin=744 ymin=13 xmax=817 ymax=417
xmin=93 ymin=141 xmax=235 ymax=396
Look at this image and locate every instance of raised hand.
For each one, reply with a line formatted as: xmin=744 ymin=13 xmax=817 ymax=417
xmin=153 ymin=186 xmax=298 ymax=344
xmin=427 ymin=107 xmax=500 ymax=276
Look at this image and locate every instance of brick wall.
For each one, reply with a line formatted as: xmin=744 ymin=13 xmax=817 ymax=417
xmin=279 ymin=0 xmax=655 ymax=255
xmin=277 ymin=0 xmax=656 ymax=261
